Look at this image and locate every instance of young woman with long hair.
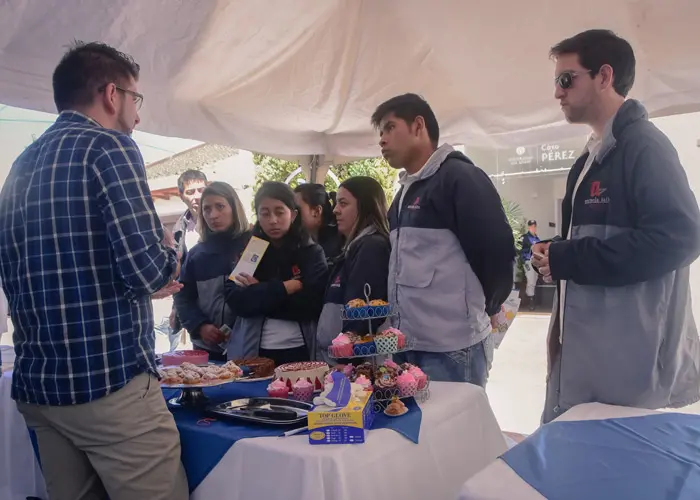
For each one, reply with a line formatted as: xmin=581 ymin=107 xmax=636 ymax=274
xmin=316 ymin=176 xmax=391 ymax=362
xmin=174 ymin=182 xmax=251 ymax=360
xmin=294 ymin=183 xmax=342 ymax=263
xmin=225 ymin=181 xmax=328 ymax=365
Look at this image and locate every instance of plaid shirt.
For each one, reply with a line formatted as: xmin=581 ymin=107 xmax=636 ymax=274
xmin=0 ymin=111 xmax=177 ymax=405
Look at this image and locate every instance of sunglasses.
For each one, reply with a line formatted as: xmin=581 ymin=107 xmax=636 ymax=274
xmin=555 ymin=70 xmax=592 ymax=89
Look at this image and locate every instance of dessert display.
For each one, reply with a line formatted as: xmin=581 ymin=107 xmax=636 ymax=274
xmin=158 ymin=360 xmax=243 ymax=386
xmin=267 ymin=378 xmax=289 ymax=398
xmin=329 ymin=360 xmax=429 ymax=403
xmin=329 ymin=328 xmax=407 ymax=358
xmin=232 ymin=357 xmax=275 ymax=377
xmin=292 ymin=378 xmax=315 ymax=402
xmin=161 ymin=349 xmax=209 ymax=366
xmin=384 ymin=397 xmax=408 ymax=417
xmin=344 ymin=296 xmax=391 ymax=319
xmin=274 ymin=361 xmax=329 ymax=391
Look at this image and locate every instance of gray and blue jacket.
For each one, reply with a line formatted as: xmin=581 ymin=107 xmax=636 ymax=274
xmin=543 ymin=99 xmax=700 ymax=423
xmin=173 ymin=231 xmax=251 ymax=354
xmin=388 ymin=144 xmax=516 ymax=352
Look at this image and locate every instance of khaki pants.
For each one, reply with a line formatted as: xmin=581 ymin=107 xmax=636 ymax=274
xmin=17 ymin=373 xmax=188 ymax=500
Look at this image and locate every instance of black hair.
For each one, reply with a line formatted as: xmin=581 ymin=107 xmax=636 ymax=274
xmin=337 ymin=176 xmax=389 ymax=245
xmin=52 ymin=41 xmax=140 ymax=112
xmin=293 ymin=183 xmax=337 ymax=228
xmin=550 ymin=29 xmax=635 ymax=97
xmin=371 ymin=93 xmax=440 ymax=147
xmin=177 ymin=169 xmax=208 ymax=194
xmin=254 ymin=181 xmax=310 ymax=248
xmin=198 ymin=182 xmax=250 ymax=242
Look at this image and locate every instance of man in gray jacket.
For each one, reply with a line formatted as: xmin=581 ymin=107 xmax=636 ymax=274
xmin=533 ymin=29 xmax=700 ymax=423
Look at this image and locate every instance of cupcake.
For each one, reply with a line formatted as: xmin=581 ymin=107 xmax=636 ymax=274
xmin=383 ymin=359 xmax=400 ymax=371
xmin=330 ymin=333 xmax=354 ymax=358
xmin=369 ymin=299 xmax=388 ymax=306
xmin=341 ymin=363 xmax=356 ymax=379
xmin=267 ymin=378 xmax=289 ymax=398
xmin=397 ymin=371 xmax=418 ymax=397
xmin=346 ymin=298 xmax=367 ymax=309
xmin=409 ymin=366 xmax=428 ymax=390
xmin=384 ymin=328 xmax=406 ymax=349
xmin=353 ymin=338 xmax=376 ymax=356
xmin=374 ymin=368 xmax=398 ymax=399
xmin=374 ymin=331 xmax=399 ymax=354
xmin=355 ymin=362 xmax=374 ymax=381
xmin=292 ymin=378 xmax=314 ymax=402
xmin=354 ymin=374 xmax=372 ymax=391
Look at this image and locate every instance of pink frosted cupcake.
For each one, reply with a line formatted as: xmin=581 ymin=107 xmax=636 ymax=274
xmin=342 ymin=363 xmax=355 ymax=379
xmin=383 ymin=359 xmax=400 ymax=371
xmin=292 ymin=378 xmax=315 ymax=402
xmin=330 ymin=333 xmax=354 ymax=358
xmin=384 ymin=328 xmax=406 ymax=349
xmin=409 ymin=366 xmax=428 ymax=390
xmin=354 ymin=374 xmax=373 ymax=392
xmin=267 ymin=378 xmax=289 ymax=398
xmin=397 ymin=371 xmax=418 ymax=397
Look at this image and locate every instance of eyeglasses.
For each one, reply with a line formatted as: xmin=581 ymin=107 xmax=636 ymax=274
xmin=115 ymin=85 xmax=144 ymax=110
xmin=554 ymin=70 xmax=592 ymax=90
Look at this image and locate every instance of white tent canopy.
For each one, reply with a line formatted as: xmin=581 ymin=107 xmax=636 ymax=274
xmin=1 ymin=0 xmax=699 ymax=157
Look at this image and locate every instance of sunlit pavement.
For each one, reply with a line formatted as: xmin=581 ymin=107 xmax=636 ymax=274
xmin=2 ymin=301 xmax=699 ymax=436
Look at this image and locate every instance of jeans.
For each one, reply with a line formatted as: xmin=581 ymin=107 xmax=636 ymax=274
xmin=393 ymin=337 xmax=494 ymax=388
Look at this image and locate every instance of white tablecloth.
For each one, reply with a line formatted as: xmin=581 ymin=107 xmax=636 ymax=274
xmin=458 ymin=403 xmax=661 ymax=500
xmin=1 ymin=373 xmax=506 ymax=500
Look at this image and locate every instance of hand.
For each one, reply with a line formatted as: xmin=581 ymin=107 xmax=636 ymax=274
xmin=531 ymin=242 xmax=551 ymax=261
xmin=235 ymin=273 xmax=259 ymax=287
xmin=162 ymin=226 xmax=176 ymax=249
xmin=531 ymin=242 xmax=552 ymax=279
xmin=169 ymin=308 xmax=177 ymax=330
xmin=199 ymin=324 xmax=225 ymax=346
xmin=490 ymin=305 xmax=504 ymax=329
xmin=283 ymin=279 xmax=303 ymax=294
xmin=151 ymin=281 xmax=183 ymax=299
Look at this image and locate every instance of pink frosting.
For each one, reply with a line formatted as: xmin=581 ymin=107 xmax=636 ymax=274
xmin=331 ymin=333 xmax=352 ymax=346
xmin=342 ymin=364 xmax=355 ymax=376
xmin=268 ymin=378 xmax=288 ymax=391
xmin=383 ymin=328 xmax=403 ymax=337
xmin=293 ymin=378 xmax=314 ymax=389
xmin=383 ymin=359 xmax=400 ymax=370
xmin=409 ymin=367 xmax=425 ymax=378
xmin=397 ymin=371 xmax=416 ymax=384
xmin=354 ymin=374 xmax=371 ymax=388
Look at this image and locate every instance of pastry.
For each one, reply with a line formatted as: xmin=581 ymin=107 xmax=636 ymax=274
xmin=408 ymin=366 xmax=428 ymax=390
xmin=374 ymin=331 xmax=399 ymax=354
xmin=330 ymin=333 xmax=354 ymax=358
xmin=354 ymin=374 xmax=372 ymax=391
xmin=346 ymin=298 xmax=367 ymax=308
xmin=233 ymin=357 xmax=275 ymax=377
xmin=383 ymin=359 xmax=400 ymax=371
xmin=183 ymin=371 xmax=202 ymax=385
xmin=275 ymin=361 xmax=329 ymax=391
xmin=292 ymin=378 xmax=314 ymax=402
xmin=355 ymin=362 xmax=374 ymax=381
xmin=397 ymin=371 xmax=418 ymax=397
xmin=221 ymin=361 xmax=244 ymax=378
xmin=374 ymin=367 xmax=398 ymax=399
xmin=368 ymin=299 xmax=388 ymax=306
xmin=161 ymin=349 xmax=209 ymax=367
xmin=385 ymin=397 xmax=407 ymax=416
xmin=267 ymin=378 xmax=289 ymax=398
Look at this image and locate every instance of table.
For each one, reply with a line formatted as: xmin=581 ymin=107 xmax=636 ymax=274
xmin=1 ymin=371 xmax=507 ymax=500
xmin=458 ymin=403 xmax=661 ymax=500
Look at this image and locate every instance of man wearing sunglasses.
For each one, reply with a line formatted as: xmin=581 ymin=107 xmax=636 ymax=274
xmin=0 ymin=42 xmax=187 ymax=499
xmin=531 ymin=30 xmax=700 ymax=424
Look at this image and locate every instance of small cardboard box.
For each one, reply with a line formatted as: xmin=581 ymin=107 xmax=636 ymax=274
xmin=307 ymin=391 xmax=374 ymax=445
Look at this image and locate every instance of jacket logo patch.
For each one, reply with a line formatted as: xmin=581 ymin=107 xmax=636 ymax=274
xmin=292 ymin=265 xmax=302 ymax=279
xmin=585 ymin=181 xmax=610 ymax=205
xmin=407 ymin=196 xmax=421 ymax=210
xmin=331 ymin=275 xmax=341 ymax=288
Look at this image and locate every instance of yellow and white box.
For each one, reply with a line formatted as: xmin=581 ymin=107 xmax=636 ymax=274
xmin=308 ymin=392 xmax=374 ymax=445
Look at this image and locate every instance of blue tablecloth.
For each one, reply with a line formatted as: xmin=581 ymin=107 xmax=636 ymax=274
xmin=162 ymin=382 xmax=422 ymax=492
xmin=502 ymin=413 xmax=700 ymax=500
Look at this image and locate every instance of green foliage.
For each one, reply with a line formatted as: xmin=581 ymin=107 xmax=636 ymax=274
xmin=252 ymin=154 xmax=398 ymax=206
xmin=501 ymin=197 xmax=527 ymax=282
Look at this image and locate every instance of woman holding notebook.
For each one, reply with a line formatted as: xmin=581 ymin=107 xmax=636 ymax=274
xmin=174 ymin=182 xmax=251 ymax=360
xmin=225 ymin=181 xmax=328 ymax=365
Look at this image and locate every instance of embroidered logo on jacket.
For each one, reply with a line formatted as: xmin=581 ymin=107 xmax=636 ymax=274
xmin=292 ymin=265 xmax=302 ymax=279
xmin=406 ymin=196 xmax=421 ymax=210
xmin=585 ymin=181 xmax=610 ymax=205
xmin=331 ymin=275 xmax=341 ymax=288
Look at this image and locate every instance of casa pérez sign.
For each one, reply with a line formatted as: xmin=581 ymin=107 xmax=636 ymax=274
xmin=504 ymin=142 xmax=581 ymax=172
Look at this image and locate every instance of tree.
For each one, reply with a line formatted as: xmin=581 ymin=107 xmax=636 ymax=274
xmin=252 ymin=154 xmax=398 ymax=204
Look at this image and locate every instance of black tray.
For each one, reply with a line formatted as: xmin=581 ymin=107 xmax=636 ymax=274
xmin=207 ymin=397 xmax=312 ymax=426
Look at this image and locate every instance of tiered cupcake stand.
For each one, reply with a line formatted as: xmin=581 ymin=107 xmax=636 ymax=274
xmin=328 ymin=283 xmax=430 ymax=413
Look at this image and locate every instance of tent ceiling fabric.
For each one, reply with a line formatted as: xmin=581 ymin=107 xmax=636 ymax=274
xmin=1 ymin=0 xmax=699 ymax=157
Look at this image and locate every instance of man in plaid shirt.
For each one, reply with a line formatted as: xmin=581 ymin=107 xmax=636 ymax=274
xmin=0 ymin=42 xmax=187 ymax=500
